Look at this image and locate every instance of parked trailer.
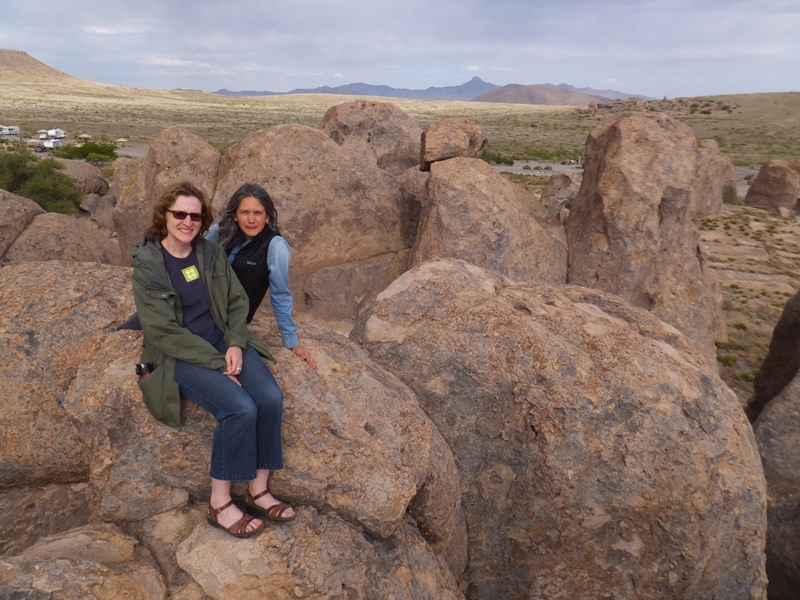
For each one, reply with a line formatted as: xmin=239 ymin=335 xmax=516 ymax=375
xmin=47 ymin=128 xmax=67 ymax=139
xmin=1 ymin=125 xmax=21 ymax=136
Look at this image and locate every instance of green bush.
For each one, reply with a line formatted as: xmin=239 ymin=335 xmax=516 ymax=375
xmin=0 ymin=148 xmax=36 ymax=191
xmin=734 ymin=370 xmax=758 ymax=382
xmin=717 ymin=354 xmax=738 ymax=367
xmin=0 ymin=149 xmax=83 ymax=214
xmin=722 ymin=186 xmax=740 ymax=205
xmin=479 ymin=149 xmax=514 ymax=165
xmin=53 ymin=141 xmax=117 ymax=162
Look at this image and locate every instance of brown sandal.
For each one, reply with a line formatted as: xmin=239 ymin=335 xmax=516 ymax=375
xmin=206 ymin=500 xmax=264 ymax=538
xmin=245 ymin=489 xmax=296 ymax=522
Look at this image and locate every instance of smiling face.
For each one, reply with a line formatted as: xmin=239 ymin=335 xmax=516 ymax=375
xmin=164 ymin=194 xmax=203 ymax=248
xmin=234 ymin=196 xmax=269 ymax=239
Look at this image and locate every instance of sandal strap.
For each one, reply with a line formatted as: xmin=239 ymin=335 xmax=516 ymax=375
xmin=207 ymin=499 xmax=234 ymax=518
xmin=228 ymin=513 xmax=257 ymax=536
xmin=265 ymin=502 xmax=291 ymax=519
xmin=248 ymin=489 xmax=271 ymax=503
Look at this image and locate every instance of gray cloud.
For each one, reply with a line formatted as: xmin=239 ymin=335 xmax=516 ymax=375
xmin=1 ymin=0 xmax=798 ymax=97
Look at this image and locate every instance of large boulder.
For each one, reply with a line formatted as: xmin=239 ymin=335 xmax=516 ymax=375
xmin=0 ymin=524 xmax=167 ymax=598
xmin=745 ymin=160 xmax=800 ymax=211
xmin=0 ymin=188 xmax=44 ymax=259
xmin=1 ymin=212 xmax=122 ymax=266
xmin=303 ymin=252 xmax=398 ymax=323
xmin=213 ymin=124 xmax=408 ymax=319
xmin=176 ymin=508 xmax=464 ymax=600
xmin=80 ymin=191 xmax=117 ymax=229
xmin=420 ymin=118 xmax=487 ymax=171
xmin=55 ymin=157 xmax=110 ymax=195
xmin=0 ymin=261 xmax=134 ymax=488
xmin=541 ymin=171 xmax=582 ymax=220
xmin=353 ymin=258 xmax=767 ymax=600
xmin=62 ymin=320 xmax=466 ymax=574
xmin=566 ymin=112 xmax=724 ymax=364
xmin=0 ymin=483 xmax=89 ymax=557
xmin=319 ymin=100 xmax=423 ymax=175
xmin=692 ymin=139 xmax=737 ymax=217
xmin=411 ymin=157 xmax=567 ymax=284
xmin=112 ymin=127 xmax=220 ymax=263
xmin=747 ymin=290 xmax=800 ymax=421
xmin=753 ymin=374 xmax=800 ymax=600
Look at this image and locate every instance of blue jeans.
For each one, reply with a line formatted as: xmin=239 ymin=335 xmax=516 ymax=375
xmin=174 ymin=341 xmax=284 ymax=481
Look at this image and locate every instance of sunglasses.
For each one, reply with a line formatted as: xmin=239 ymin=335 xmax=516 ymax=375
xmin=167 ymin=209 xmax=204 ymax=222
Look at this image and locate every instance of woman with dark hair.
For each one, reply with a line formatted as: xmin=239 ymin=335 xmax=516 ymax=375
xmin=206 ymin=182 xmax=316 ymax=369
xmin=132 ymin=181 xmax=295 ymax=539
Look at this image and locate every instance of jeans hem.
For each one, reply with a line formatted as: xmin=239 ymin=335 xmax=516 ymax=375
xmin=259 ymin=463 xmax=283 ymax=470
xmin=210 ymin=472 xmax=257 ymax=481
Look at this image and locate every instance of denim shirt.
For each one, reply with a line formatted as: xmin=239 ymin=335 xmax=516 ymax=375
xmin=207 ymin=224 xmax=299 ymax=348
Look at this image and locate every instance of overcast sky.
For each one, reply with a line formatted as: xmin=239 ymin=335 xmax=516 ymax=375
xmin=2 ymin=0 xmax=798 ymax=98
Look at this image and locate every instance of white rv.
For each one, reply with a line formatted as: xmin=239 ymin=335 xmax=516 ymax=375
xmin=0 ymin=125 xmax=21 ymax=136
xmin=47 ymin=128 xmax=67 ymax=139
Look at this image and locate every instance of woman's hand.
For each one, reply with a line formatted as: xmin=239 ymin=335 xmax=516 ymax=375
xmin=291 ymin=345 xmax=318 ymax=370
xmin=224 ymin=345 xmax=244 ymax=376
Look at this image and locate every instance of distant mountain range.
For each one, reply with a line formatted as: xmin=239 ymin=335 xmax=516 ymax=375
xmin=0 ymin=49 xmax=650 ymax=107
xmin=215 ymin=77 xmax=652 ymax=106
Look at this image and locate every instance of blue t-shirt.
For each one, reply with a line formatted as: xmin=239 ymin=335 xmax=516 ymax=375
xmin=162 ymin=246 xmax=224 ymax=345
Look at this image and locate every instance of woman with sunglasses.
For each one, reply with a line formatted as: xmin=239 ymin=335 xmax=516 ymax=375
xmin=132 ymin=181 xmax=295 ymax=539
xmin=206 ymin=183 xmax=317 ymax=370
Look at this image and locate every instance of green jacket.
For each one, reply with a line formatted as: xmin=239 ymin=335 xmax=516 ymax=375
xmin=132 ymin=237 xmax=275 ymax=428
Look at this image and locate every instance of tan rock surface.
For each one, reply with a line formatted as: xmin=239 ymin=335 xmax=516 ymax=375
xmin=0 ymin=524 xmax=167 ymax=598
xmin=411 ymin=157 xmax=567 ymax=284
xmin=176 ymin=507 xmax=464 ymax=600
xmin=541 ymin=171 xmax=582 ymax=218
xmin=353 ymin=258 xmax=767 ymax=600
xmin=566 ymin=112 xmax=724 ymax=363
xmin=303 ymin=252 xmax=397 ymax=322
xmin=319 ymin=100 xmax=423 ymax=174
xmin=420 ymin=117 xmax=487 ymax=171
xmin=0 ymin=261 xmax=134 ymax=488
xmin=0 ymin=483 xmax=90 ymax=557
xmin=264 ymin=323 xmax=466 ymax=573
xmin=80 ymin=192 xmax=117 ymax=229
xmin=23 ymin=523 xmax=137 ymax=563
xmin=745 ymin=160 xmax=800 ymax=211
xmin=2 ymin=212 xmax=122 ymax=266
xmin=55 ymin=157 xmax=110 ymax=195
xmin=0 ymin=189 xmax=44 ymax=258
xmin=753 ymin=374 xmax=800 ymax=600
xmin=749 ymin=290 xmax=800 ymax=420
xmin=693 ymin=138 xmax=737 ymax=217
xmin=63 ymin=319 xmax=465 ymax=573
xmin=112 ymin=126 xmax=220 ymax=263
xmin=108 ymin=155 xmax=144 ymax=259
xmin=122 ymin=507 xmax=205 ymax=595
xmin=213 ymin=124 xmax=408 ymax=318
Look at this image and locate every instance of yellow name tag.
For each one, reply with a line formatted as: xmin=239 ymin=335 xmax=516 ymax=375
xmin=182 ymin=265 xmax=200 ymax=282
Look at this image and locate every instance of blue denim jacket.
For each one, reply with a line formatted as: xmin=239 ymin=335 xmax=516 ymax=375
xmin=207 ymin=224 xmax=299 ymax=348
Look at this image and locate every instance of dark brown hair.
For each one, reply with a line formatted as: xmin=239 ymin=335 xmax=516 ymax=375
xmin=145 ymin=181 xmax=214 ymax=244
xmin=216 ymin=183 xmax=280 ymax=251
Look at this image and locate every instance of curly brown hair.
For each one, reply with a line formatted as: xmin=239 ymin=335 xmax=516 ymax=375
xmin=145 ymin=181 xmax=214 ymax=244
